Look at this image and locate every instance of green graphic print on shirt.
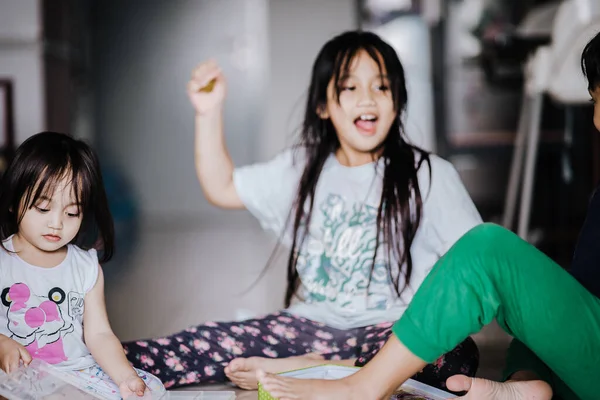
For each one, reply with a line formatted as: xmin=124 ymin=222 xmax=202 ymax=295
xmin=296 ymin=193 xmax=395 ymax=311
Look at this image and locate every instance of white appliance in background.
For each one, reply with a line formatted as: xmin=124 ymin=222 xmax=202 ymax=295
xmin=515 ymin=1 xmax=561 ymax=39
xmin=503 ymin=0 xmax=600 ymax=241
xmin=367 ymin=15 xmax=437 ymax=153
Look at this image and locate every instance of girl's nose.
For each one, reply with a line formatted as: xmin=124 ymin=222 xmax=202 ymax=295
xmin=357 ymin=88 xmax=375 ymax=106
xmin=47 ymin=211 xmax=63 ymax=230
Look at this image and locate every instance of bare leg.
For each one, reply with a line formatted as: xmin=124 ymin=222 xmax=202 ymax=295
xmin=257 ymin=335 xmax=425 ymax=400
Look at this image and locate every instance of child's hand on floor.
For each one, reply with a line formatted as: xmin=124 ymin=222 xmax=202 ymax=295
xmin=118 ymin=373 xmax=147 ymax=399
xmin=0 ymin=335 xmax=31 ymax=373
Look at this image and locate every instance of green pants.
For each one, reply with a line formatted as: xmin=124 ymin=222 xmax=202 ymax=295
xmin=393 ymin=223 xmax=600 ymax=400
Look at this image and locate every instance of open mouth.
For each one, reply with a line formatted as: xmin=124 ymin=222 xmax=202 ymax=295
xmin=354 ymin=114 xmax=378 ymax=134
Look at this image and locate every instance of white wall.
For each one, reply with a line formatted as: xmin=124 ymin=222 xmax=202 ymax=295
xmin=0 ymin=0 xmax=45 ymax=144
xmin=0 ymin=0 xmax=39 ymax=40
xmin=93 ymin=0 xmax=269 ymax=221
xmin=262 ymin=0 xmax=357 ymax=160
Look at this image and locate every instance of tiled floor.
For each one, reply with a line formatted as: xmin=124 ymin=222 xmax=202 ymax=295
xmin=103 ymin=212 xmax=512 ymax=398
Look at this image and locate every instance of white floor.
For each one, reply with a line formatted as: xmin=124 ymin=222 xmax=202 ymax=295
xmin=103 ymin=212 xmax=512 ymax=398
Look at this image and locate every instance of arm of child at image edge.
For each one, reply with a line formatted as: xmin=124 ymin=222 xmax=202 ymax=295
xmin=570 ymin=186 xmax=600 ymax=296
xmin=84 ymin=266 xmax=146 ymax=398
xmin=188 ymin=60 xmax=245 ymax=210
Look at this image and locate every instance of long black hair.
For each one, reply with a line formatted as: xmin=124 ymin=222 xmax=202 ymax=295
xmin=283 ymin=30 xmax=430 ymax=307
xmin=0 ymin=132 xmax=115 ymax=263
xmin=582 ymin=31 xmax=600 ymax=91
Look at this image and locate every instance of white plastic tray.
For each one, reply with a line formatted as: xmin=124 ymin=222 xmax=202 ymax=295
xmin=0 ymin=360 xmax=236 ymax=400
xmin=277 ymin=365 xmax=453 ymax=400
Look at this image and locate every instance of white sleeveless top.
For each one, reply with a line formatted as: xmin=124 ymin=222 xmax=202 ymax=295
xmin=0 ymin=237 xmax=98 ymax=370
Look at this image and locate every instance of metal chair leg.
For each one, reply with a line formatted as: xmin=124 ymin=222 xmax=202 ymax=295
xmin=517 ymin=92 xmax=544 ymax=239
xmin=502 ymin=94 xmax=531 ymax=229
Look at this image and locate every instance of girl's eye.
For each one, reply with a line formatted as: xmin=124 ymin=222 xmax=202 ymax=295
xmin=376 ymin=85 xmax=389 ymax=91
xmin=66 ymin=208 xmax=81 ymax=217
xmin=35 ymin=206 xmax=50 ymax=213
xmin=341 ymin=86 xmax=355 ymax=91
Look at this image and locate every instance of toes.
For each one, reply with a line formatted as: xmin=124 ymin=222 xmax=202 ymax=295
xmin=229 ymin=371 xmax=259 ymax=389
xmin=225 ymin=366 xmax=240 ymax=379
xmin=227 ymin=371 xmax=257 ymax=388
xmin=225 ymin=369 xmax=239 ymax=380
xmin=227 ymin=358 xmax=245 ymax=373
xmin=446 ymin=375 xmax=473 ymax=392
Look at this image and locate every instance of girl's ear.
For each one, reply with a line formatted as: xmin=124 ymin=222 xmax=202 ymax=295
xmin=316 ymin=104 xmax=329 ymax=119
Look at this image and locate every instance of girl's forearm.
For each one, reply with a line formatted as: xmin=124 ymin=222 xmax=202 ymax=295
xmin=86 ymin=332 xmax=137 ymax=385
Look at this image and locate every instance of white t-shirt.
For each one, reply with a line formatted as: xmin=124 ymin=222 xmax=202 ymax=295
xmin=234 ymin=149 xmax=483 ymax=329
xmin=0 ymin=237 xmax=98 ymax=370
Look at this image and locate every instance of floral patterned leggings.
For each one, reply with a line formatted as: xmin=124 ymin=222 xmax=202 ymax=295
xmin=123 ymin=312 xmax=478 ymax=390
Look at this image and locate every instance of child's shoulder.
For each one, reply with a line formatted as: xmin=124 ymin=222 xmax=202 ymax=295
xmin=68 ymin=245 xmax=99 ymax=266
xmin=258 ymin=145 xmax=310 ymax=171
xmin=414 ymin=152 xmax=465 ymax=200
xmin=415 ymin=152 xmax=458 ymax=177
xmin=68 ymin=245 xmax=100 ymax=291
xmin=277 ymin=145 xmax=308 ymax=164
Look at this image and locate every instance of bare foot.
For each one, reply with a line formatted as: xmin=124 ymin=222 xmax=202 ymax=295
xmin=257 ymin=370 xmax=365 ymax=400
xmin=225 ymin=353 xmax=327 ymax=390
xmin=446 ymin=375 xmax=553 ymax=400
